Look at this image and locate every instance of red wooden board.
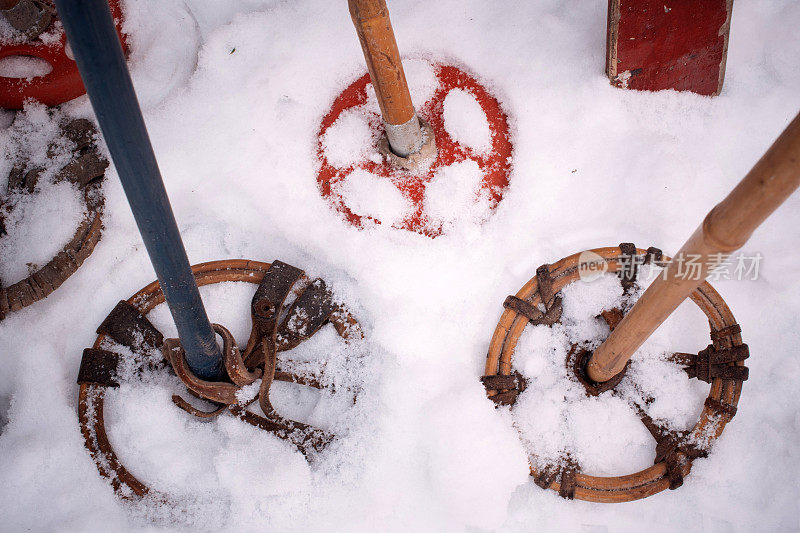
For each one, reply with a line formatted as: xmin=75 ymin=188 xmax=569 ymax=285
xmin=316 ymin=62 xmax=512 ymax=238
xmin=0 ymin=0 xmax=127 ymax=109
xmin=606 ymin=0 xmax=733 ymax=96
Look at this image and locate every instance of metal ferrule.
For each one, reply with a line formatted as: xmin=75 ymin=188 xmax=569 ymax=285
xmin=385 ymin=114 xmax=424 ymax=157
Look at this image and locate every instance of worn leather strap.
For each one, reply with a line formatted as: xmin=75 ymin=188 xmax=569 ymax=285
xmin=252 ymin=262 xmax=334 ymax=438
xmin=230 ymin=404 xmax=333 ymax=456
xmin=77 ymin=348 xmax=120 ymax=387
xmin=481 ymin=371 xmax=527 ymax=406
xmin=214 ymin=323 xmax=261 ymax=387
xmin=278 ymin=278 xmax=336 ymax=350
xmin=1 ymin=0 xmax=53 ymax=38
xmin=503 ymin=294 xmax=563 ymax=327
xmin=644 ymin=246 xmax=663 ymax=265
xmin=710 ymin=323 xmax=742 ymax=343
xmin=243 ymin=260 xmax=305 ymax=367
xmin=163 ymin=338 xmax=240 ymax=404
xmin=672 ymin=344 xmax=749 ymax=383
xmin=533 ymin=466 xmax=557 ymax=490
xmin=705 ymin=396 xmax=738 ymax=419
xmin=7 ymin=165 xmax=41 ymax=193
xmin=62 ymin=119 xmax=97 ymax=151
xmin=57 ymin=152 xmax=108 ymax=189
xmin=558 ymin=466 xmax=578 ymax=500
xmin=618 ymin=242 xmax=638 ymax=293
xmin=97 ymin=300 xmax=164 ymax=353
xmin=638 ymin=407 xmax=709 ymax=490
xmin=535 ymin=263 xmax=556 ymax=307
xmin=533 ymin=459 xmax=580 ymax=500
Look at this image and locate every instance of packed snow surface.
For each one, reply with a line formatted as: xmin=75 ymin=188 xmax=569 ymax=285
xmin=1 ymin=0 xmax=800 ymax=530
xmin=443 ymin=88 xmax=492 ymax=153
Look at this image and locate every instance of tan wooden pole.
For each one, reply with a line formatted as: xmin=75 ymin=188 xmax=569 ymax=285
xmin=348 ymin=0 xmax=423 ymax=157
xmin=587 ymin=111 xmax=800 ymax=383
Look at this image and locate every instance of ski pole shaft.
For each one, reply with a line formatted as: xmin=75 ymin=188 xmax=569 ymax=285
xmin=55 ymin=0 xmax=223 ymax=379
xmin=587 ymin=111 xmax=800 ymax=382
xmin=349 ymin=0 xmax=423 ymax=157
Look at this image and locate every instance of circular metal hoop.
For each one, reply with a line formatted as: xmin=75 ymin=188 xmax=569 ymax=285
xmin=484 ymin=247 xmax=746 ymax=503
xmin=78 ymin=259 xmax=359 ymax=501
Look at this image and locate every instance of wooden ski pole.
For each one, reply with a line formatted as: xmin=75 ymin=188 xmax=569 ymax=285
xmin=587 ymin=111 xmax=800 ymax=383
xmin=348 ymin=0 xmax=423 ymax=157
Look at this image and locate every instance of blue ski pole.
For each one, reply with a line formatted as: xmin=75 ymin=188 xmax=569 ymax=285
xmin=55 ymin=0 xmax=223 ymax=379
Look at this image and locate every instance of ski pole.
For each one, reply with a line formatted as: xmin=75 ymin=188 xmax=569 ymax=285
xmin=587 ymin=111 xmax=800 ymax=382
xmin=55 ymin=0 xmax=223 ymax=379
xmin=349 ymin=0 xmax=423 ymax=157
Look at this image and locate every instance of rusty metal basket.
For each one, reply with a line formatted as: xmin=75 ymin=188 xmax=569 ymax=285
xmin=78 ymin=259 xmax=361 ymax=500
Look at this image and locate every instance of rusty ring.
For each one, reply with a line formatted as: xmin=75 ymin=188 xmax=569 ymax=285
xmin=78 ymin=259 xmax=360 ymax=501
xmin=484 ymin=246 xmax=745 ymax=503
xmin=1 ymin=181 xmax=104 ymax=320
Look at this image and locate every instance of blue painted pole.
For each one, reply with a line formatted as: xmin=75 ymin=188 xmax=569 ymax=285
xmin=55 ymin=0 xmax=222 ymax=379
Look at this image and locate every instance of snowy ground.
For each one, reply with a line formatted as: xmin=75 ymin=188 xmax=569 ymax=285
xmin=1 ymin=0 xmax=800 ymax=530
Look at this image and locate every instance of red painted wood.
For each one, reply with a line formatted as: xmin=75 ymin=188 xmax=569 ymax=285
xmin=607 ymin=0 xmax=733 ymax=96
xmin=316 ymin=62 xmax=512 ymax=238
xmin=0 ymin=0 xmax=127 ymax=109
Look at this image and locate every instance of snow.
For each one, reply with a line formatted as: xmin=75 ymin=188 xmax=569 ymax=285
xmin=0 ymin=56 xmax=52 ymax=79
xmin=1 ymin=0 xmax=799 ymax=530
xmin=403 ymin=58 xmax=439 ymax=109
xmin=443 ymin=88 xmax=492 ymax=153
xmin=322 ymin=108 xmax=378 ymax=169
xmin=512 ymin=271 xmax=708 ymax=476
xmin=423 ymin=159 xmax=493 ymax=229
xmin=0 ymin=15 xmax=63 ymax=46
xmin=0 ymin=180 xmax=85 ymax=283
xmin=334 ymin=168 xmax=412 ymax=225
xmin=121 ymin=0 xmax=201 ymax=108
xmin=148 ymin=281 xmax=256 ymax=341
